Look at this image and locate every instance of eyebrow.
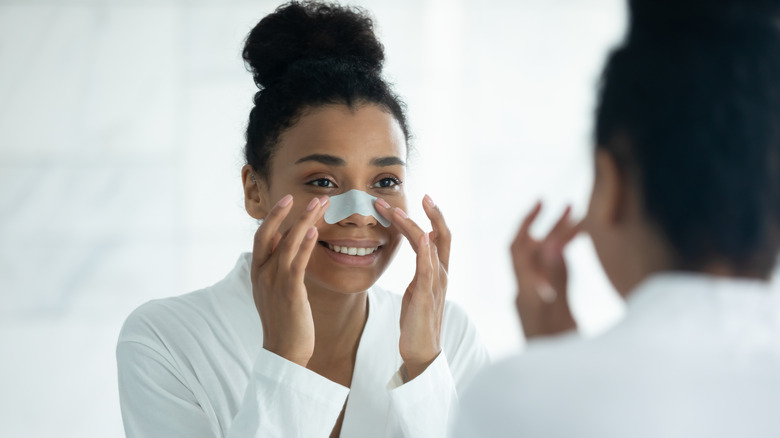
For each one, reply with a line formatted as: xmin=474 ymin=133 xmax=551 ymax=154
xmin=295 ymin=154 xmax=346 ymax=166
xmin=295 ymin=154 xmax=406 ymax=167
xmin=371 ymin=156 xmax=406 ymax=167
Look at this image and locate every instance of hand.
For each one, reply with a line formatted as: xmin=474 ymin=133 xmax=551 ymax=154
xmin=512 ymin=202 xmax=581 ymax=340
xmin=251 ymin=194 xmax=329 ymax=367
xmin=376 ymin=195 xmax=450 ymax=381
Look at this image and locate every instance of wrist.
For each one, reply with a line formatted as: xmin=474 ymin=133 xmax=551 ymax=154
xmin=522 ymin=307 xmax=577 ymax=339
xmin=263 ymin=344 xmax=311 ymax=368
xmin=401 ymin=352 xmax=439 ymax=382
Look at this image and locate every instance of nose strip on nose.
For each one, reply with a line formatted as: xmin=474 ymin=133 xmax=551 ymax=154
xmin=323 ymin=189 xmax=390 ymax=227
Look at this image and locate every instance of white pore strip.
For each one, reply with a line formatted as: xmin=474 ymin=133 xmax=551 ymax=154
xmin=323 ymin=189 xmax=390 ymax=227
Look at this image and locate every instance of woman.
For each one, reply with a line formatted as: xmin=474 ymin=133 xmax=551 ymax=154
xmin=117 ymin=2 xmax=488 ymax=437
xmin=457 ymin=1 xmax=780 ymax=436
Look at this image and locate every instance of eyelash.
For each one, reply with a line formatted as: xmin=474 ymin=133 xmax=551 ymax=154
xmin=373 ymin=177 xmax=402 ymax=189
xmin=307 ymin=178 xmax=337 ymax=189
xmin=304 ymin=177 xmax=403 ymax=190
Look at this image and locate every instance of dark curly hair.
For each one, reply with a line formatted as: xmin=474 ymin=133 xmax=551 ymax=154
xmin=595 ymin=1 xmax=780 ymax=276
xmin=242 ymin=1 xmax=409 ymax=181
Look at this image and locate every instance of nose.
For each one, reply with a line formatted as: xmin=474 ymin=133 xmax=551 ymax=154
xmin=338 ymin=212 xmax=378 ymax=227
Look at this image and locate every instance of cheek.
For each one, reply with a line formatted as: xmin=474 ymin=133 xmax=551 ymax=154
xmin=385 ymin=193 xmax=407 ymax=212
xmin=386 ymin=226 xmax=403 ymax=248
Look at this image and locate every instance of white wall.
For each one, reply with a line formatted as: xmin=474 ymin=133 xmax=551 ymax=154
xmin=0 ymin=0 xmax=626 ymax=436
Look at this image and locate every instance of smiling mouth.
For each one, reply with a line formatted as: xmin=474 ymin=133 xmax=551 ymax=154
xmin=319 ymin=242 xmax=380 ymax=256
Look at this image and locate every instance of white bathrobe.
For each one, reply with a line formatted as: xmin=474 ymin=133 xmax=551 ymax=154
xmin=455 ymin=273 xmax=780 ymax=438
xmin=117 ymin=253 xmax=489 ymax=437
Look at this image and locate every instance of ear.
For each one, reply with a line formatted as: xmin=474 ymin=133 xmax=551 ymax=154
xmin=241 ymin=164 xmax=271 ymax=220
xmin=590 ymin=149 xmax=625 ymax=227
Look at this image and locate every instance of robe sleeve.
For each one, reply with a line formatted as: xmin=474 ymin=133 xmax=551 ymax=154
xmin=385 ymin=351 xmax=457 ymax=438
xmin=117 ymin=340 xmax=349 ymax=438
xmin=385 ymin=301 xmax=490 ymax=438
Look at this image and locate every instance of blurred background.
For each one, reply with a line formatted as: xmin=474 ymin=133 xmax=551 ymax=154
xmin=0 ymin=0 xmax=628 ymax=435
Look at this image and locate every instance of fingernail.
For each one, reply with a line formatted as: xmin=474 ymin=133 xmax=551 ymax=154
xmin=395 ymin=208 xmax=408 ymax=219
xmin=375 ymin=198 xmax=390 ymax=209
xmin=422 ymin=232 xmax=430 ymax=245
xmin=537 ymin=282 xmax=558 ymax=303
xmin=320 ymin=196 xmax=330 ymax=207
xmin=307 ymin=197 xmax=319 ymax=211
xmin=306 ymin=226 xmax=317 ymax=239
xmin=423 ymin=194 xmax=435 ymax=208
xmin=279 ymin=194 xmax=293 ymax=207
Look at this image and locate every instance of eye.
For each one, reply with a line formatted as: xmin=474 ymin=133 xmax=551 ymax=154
xmin=373 ymin=177 xmax=402 ymax=189
xmin=307 ymin=178 xmax=337 ymax=188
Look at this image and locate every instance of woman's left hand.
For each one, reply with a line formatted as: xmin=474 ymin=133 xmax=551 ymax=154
xmin=376 ymin=195 xmax=450 ymax=381
xmin=512 ymin=202 xmax=581 ymax=339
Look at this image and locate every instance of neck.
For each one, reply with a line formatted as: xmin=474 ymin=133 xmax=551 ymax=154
xmin=305 ymin=278 xmax=369 ymax=361
xmin=612 ymin=224 xmax=676 ymax=298
xmin=613 ymin=227 xmax=771 ymax=298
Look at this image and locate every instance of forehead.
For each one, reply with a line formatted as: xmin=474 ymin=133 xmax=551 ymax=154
xmin=273 ymin=103 xmax=407 ymax=166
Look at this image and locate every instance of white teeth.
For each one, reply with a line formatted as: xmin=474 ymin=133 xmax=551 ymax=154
xmin=326 ymin=243 xmax=378 ymax=256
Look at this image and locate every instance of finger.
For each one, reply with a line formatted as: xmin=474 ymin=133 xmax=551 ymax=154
xmin=375 ymin=198 xmax=427 ymax=254
xmin=276 ymin=196 xmax=329 ymax=266
xmin=252 ymin=194 xmax=294 ymax=273
xmin=375 ymin=197 xmax=392 ymax=221
xmin=545 ymin=205 xmax=574 ymax=245
xmin=429 ymin=232 xmax=447 ymax=300
xmin=541 ymin=244 xmax=569 ymax=299
xmin=540 ymin=216 xmax=580 ymax=299
xmin=560 ymin=218 xmax=585 ymax=246
xmin=511 ymin=202 xmax=543 ymax=274
xmin=422 ymin=195 xmax=452 ymax=270
xmin=270 ymin=232 xmax=282 ymax=253
xmin=289 ymin=226 xmax=319 ymax=282
xmin=540 ymin=210 xmax=583 ymax=268
xmin=413 ymin=232 xmax=434 ymax=301
xmin=512 ymin=201 xmax=543 ymax=251
xmin=428 ymin=231 xmax=438 ymax=278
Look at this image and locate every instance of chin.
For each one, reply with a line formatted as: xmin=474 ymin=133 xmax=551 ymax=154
xmin=304 ymin=269 xmax=379 ymax=294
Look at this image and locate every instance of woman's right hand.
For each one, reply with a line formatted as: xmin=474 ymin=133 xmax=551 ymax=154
xmin=251 ymin=194 xmax=329 ymax=367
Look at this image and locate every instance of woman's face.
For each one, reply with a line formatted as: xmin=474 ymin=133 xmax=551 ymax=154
xmin=249 ymin=103 xmax=407 ymax=294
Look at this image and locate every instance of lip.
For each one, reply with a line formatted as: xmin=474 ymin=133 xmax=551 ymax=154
xmin=320 ymin=238 xmax=384 ymax=247
xmin=317 ymin=239 xmax=383 ymax=267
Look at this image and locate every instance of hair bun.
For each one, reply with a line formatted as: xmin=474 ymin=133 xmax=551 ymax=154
xmin=243 ymin=1 xmax=385 ymax=89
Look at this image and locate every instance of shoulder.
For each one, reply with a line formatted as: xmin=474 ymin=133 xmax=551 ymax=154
xmin=118 ymin=253 xmax=254 ymax=349
xmin=118 ymin=287 xmax=216 ymax=348
xmin=458 ymin=327 xmax=661 ymax=434
xmin=469 ymin=330 xmax=631 ymax=396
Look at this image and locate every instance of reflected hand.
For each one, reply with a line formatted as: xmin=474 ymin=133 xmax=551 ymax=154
xmin=512 ymin=202 xmax=581 ymax=340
